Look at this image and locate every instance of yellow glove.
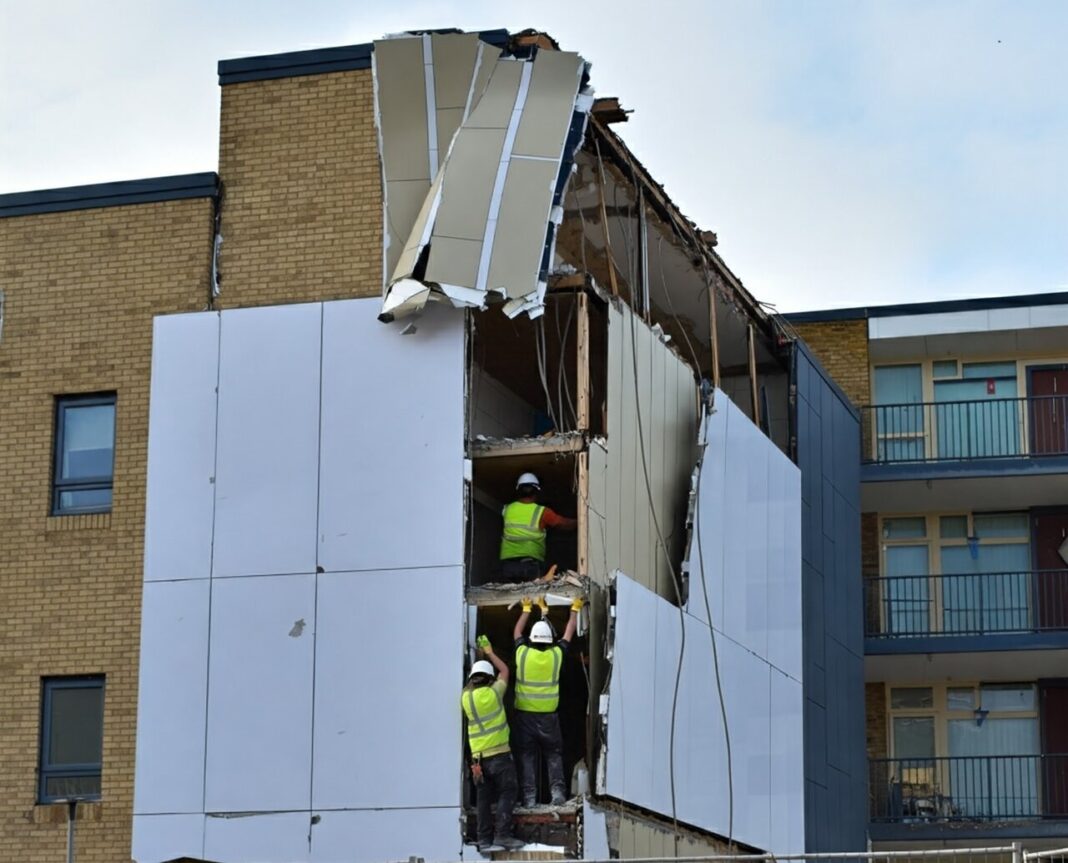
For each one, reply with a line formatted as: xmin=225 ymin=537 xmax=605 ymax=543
xmin=476 ymin=634 xmax=492 ymax=653
xmin=521 ymin=598 xmax=533 ymax=613
xmin=571 ymin=597 xmax=585 ymax=612
xmin=536 ymin=596 xmax=549 ymax=616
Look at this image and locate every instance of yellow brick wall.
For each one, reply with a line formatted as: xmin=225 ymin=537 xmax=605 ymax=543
xmin=792 ymin=319 xmax=870 ymax=408
xmin=216 ymin=69 xmax=384 ymax=309
xmin=0 ymin=198 xmax=214 ymax=862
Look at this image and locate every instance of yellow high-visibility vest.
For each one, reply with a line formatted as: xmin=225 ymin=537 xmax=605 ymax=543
xmin=462 ymin=685 xmax=510 ymax=756
xmin=514 ymin=643 xmax=562 ymax=713
xmin=500 ymin=501 xmax=546 ymax=561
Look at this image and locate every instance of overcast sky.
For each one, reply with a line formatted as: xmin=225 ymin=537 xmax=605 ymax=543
xmin=2 ymin=1 xmax=1065 ymax=312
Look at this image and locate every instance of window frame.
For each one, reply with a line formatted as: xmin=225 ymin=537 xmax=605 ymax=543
xmin=52 ymin=392 xmax=117 ymax=516
xmin=38 ymin=676 xmax=105 ymax=804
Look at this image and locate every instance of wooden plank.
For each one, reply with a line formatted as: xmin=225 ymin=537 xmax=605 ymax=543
xmin=709 ymin=279 xmax=721 ymax=389
xmin=577 ymin=450 xmax=589 ymax=577
xmin=469 ymin=430 xmax=585 ymax=459
xmin=594 ymin=138 xmax=621 ymax=298
xmin=576 ymin=292 xmax=591 ymax=431
xmin=748 ymin=322 xmax=760 ymax=425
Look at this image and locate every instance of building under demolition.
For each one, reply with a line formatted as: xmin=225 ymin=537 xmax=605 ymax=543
xmin=0 ymin=29 xmax=863 ymax=863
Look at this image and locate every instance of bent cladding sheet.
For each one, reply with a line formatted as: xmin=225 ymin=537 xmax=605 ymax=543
xmin=603 ymin=391 xmax=804 ymax=853
xmin=134 ymin=299 xmax=467 ymax=863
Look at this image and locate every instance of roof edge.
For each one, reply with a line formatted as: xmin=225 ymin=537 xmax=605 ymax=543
xmin=217 ymin=29 xmax=511 ymax=85
xmin=784 ymin=289 xmax=1068 ymax=324
xmin=0 ymin=173 xmax=219 ymax=219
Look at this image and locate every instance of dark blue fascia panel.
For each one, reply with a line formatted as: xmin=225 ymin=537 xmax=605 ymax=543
xmin=862 ymin=454 xmax=1068 ymax=483
xmin=218 ymin=29 xmax=511 ymax=84
xmin=793 ymin=342 xmax=866 ymax=851
xmin=869 ymin=820 xmax=1068 ymax=842
xmin=785 ymin=290 xmax=1068 ymax=324
xmin=0 ymin=173 xmax=218 ymax=218
xmin=866 ymin=631 xmax=1068 ymax=655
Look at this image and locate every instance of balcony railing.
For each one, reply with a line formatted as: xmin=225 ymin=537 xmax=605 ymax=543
xmin=871 ymin=754 xmax=1068 ymax=822
xmin=865 ymin=570 xmax=1068 ymax=638
xmin=861 ymin=395 xmax=1068 ymax=464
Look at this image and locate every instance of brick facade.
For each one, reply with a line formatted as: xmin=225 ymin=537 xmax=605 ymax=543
xmin=0 ymin=199 xmax=214 ymax=862
xmin=217 ymin=69 xmax=384 ymax=309
xmin=865 ymin=683 xmax=888 ymax=760
xmin=791 ymin=319 xmax=870 ymax=408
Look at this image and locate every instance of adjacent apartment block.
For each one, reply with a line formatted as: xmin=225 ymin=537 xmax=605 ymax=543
xmin=789 ymin=292 xmax=1068 ymax=852
xmin=0 ymin=29 xmax=864 ymax=862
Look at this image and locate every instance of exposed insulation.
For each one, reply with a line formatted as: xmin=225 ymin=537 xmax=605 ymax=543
xmin=374 ymin=33 xmax=592 ymax=322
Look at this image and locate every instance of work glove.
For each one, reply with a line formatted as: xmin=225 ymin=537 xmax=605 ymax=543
xmin=476 ymin=634 xmax=492 ymax=653
xmin=571 ymin=597 xmax=585 ymax=612
xmin=536 ymin=596 xmax=549 ymax=616
xmin=521 ymin=598 xmax=533 ymax=613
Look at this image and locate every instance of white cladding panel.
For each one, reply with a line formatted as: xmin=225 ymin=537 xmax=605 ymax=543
xmin=204 ymin=812 xmax=312 ymax=863
xmin=143 ymin=312 xmax=219 ymax=582
xmin=205 ymin=574 xmax=316 ymax=812
xmin=311 ymin=808 xmax=462 ymax=863
xmin=313 ymin=567 xmax=463 ymax=809
xmin=134 ymin=579 xmax=210 ymax=815
xmin=213 ymin=303 xmax=321 ymax=577
xmin=605 ymin=392 xmax=804 ymax=852
xmin=132 ymin=814 xmax=204 ymax=863
xmin=868 ymin=303 xmax=1068 ymax=340
xmin=318 ymin=302 xmax=465 ymax=573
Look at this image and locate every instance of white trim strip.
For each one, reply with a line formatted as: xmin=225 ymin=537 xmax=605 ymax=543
xmin=422 ymin=34 xmax=439 ymax=179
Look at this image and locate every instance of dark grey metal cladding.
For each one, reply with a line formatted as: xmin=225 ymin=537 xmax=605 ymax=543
xmin=783 ymin=289 xmax=1068 ymax=324
xmin=0 ymin=173 xmax=219 ymax=218
xmin=792 ymin=339 xmax=866 ymax=851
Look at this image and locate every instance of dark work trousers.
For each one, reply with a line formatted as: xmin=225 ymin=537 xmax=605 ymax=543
xmin=476 ymin=752 xmax=518 ymax=844
xmin=500 ymin=557 xmax=543 ymax=583
xmin=514 ymin=710 xmax=565 ymax=802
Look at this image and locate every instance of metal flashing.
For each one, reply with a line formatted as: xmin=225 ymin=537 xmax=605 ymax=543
xmin=785 ymin=290 xmax=1068 ymax=324
xmin=0 ymin=173 xmax=219 ymax=218
xmin=861 ymin=453 xmax=1068 ymax=483
xmin=217 ymin=29 xmax=509 ymax=85
xmin=865 ymin=631 xmax=1068 ymax=655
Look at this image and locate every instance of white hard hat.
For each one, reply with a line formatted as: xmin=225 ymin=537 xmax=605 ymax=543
xmin=530 ymin=621 xmax=554 ymax=644
xmin=517 ymin=472 xmax=540 ymax=489
xmin=469 ymin=660 xmax=495 ymax=679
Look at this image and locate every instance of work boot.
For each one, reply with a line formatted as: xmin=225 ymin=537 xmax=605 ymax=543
xmin=478 ymin=842 xmax=504 ymax=854
xmin=494 ymin=836 xmax=525 ymax=850
xmin=550 ymin=788 xmax=568 ymax=806
xmin=522 ymin=794 xmax=536 ymax=809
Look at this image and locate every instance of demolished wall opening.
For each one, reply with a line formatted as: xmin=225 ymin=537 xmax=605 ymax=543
xmin=468 ymin=450 xmax=579 ymax=587
xmin=468 ymin=293 xmax=606 ymax=441
xmin=463 ymin=604 xmax=590 ymax=818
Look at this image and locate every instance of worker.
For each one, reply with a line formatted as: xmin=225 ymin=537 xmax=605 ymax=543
xmin=499 ymin=472 xmax=577 ymax=582
xmin=512 ymin=595 xmax=583 ymax=807
xmin=461 ymin=635 xmax=524 ymax=853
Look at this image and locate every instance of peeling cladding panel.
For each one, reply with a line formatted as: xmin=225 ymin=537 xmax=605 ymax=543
xmin=313 ymin=568 xmax=463 ymax=809
xmin=204 ymin=812 xmax=311 ymax=863
xmin=204 ymin=574 xmax=315 ymax=813
xmin=311 ymin=808 xmax=462 ymax=863
xmin=132 ymin=814 xmax=204 ymax=863
xmin=143 ymin=311 xmax=219 ymax=582
xmin=581 ymin=802 xmax=612 ymax=860
xmin=134 ymin=579 xmax=210 ymax=815
xmin=212 ymin=304 xmax=321 ymax=577
xmin=317 ymin=300 xmax=465 ymax=573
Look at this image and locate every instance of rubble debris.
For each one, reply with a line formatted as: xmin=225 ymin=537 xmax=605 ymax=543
xmin=467 ymin=570 xmax=588 ymax=607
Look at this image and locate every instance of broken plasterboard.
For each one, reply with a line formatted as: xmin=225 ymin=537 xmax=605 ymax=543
xmin=374 ymin=34 xmax=593 ymax=322
xmin=466 ymin=570 xmax=588 ymax=607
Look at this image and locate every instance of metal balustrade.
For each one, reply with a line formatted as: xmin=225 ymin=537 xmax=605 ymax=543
xmin=864 ymin=570 xmax=1068 ymax=637
xmin=861 ymin=395 xmax=1068 ymax=464
xmin=870 ymin=755 xmax=1068 ymax=822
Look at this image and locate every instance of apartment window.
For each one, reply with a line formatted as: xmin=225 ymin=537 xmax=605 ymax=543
xmin=39 ymin=677 xmax=105 ymax=803
xmin=52 ymin=393 xmax=116 ymax=514
xmin=878 ymin=512 xmax=1031 ymax=635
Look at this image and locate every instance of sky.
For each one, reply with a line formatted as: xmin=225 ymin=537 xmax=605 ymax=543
xmin=2 ymin=1 xmax=1066 ymax=313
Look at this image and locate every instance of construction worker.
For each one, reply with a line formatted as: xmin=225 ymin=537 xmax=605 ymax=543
xmin=512 ymin=595 xmax=583 ymax=807
xmin=499 ymin=472 xmax=577 ymax=582
xmin=461 ymin=635 xmax=524 ymax=853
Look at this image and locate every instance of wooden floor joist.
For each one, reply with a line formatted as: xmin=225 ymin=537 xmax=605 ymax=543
xmin=469 ymin=430 xmax=586 ymax=459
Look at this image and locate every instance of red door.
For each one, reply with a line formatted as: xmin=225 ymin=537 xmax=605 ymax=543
xmin=1033 ymin=511 xmax=1068 ymax=631
xmin=1029 ymin=367 xmax=1068 ymax=455
xmin=1039 ymin=682 xmax=1068 ymax=816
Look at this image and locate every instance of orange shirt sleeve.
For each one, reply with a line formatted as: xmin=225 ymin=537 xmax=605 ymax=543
xmin=539 ymin=507 xmax=570 ymax=528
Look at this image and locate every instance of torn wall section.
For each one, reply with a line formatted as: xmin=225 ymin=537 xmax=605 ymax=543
xmin=375 ymin=33 xmax=593 ymax=321
xmin=600 ymin=392 xmax=804 ymax=853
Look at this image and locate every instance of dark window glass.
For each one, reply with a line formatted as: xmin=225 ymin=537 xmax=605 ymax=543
xmin=53 ymin=394 xmax=115 ymax=514
xmin=39 ymin=677 xmax=104 ymax=803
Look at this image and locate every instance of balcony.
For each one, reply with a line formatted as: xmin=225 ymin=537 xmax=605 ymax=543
xmin=866 ymin=570 xmax=1068 ymax=639
xmin=870 ymin=754 xmax=1068 ymax=824
xmin=862 ymin=395 xmax=1068 ymax=465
